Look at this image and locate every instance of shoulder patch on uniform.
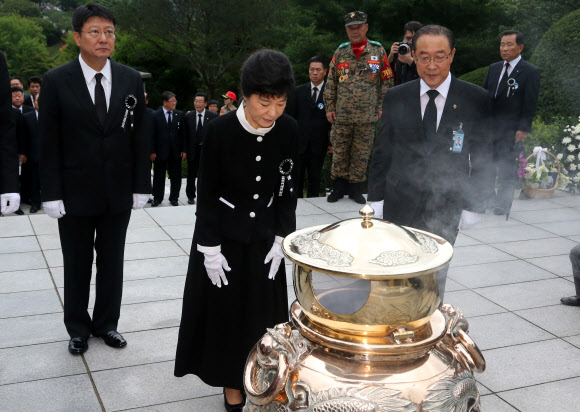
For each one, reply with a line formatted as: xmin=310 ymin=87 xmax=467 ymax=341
xmin=369 ymin=40 xmax=382 ymax=47
xmin=338 ymin=42 xmax=350 ymax=49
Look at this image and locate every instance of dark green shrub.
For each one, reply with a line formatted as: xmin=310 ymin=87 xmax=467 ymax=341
xmin=458 ymin=66 xmax=489 ymax=87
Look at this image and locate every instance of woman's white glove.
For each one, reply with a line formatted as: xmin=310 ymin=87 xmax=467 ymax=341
xmin=132 ymin=193 xmax=150 ymax=210
xmin=264 ymin=236 xmax=284 ymax=280
xmin=203 ymin=251 xmax=231 ymax=288
xmin=43 ymin=200 xmax=66 ymax=219
xmin=0 ymin=193 xmax=20 ymax=215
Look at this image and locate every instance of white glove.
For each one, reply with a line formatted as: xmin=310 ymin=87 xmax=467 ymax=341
xmin=202 ymin=250 xmax=231 ymax=288
xmin=458 ymin=210 xmax=482 ymax=230
xmin=43 ymin=200 xmax=66 ymax=219
xmin=132 ymin=193 xmax=150 ymax=210
xmin=264 ymin=236 xmax=284 ymax=280
xmin=370 ymin=201 xmax=384 ymax=219
xmin=1 ymin=193 xmax=20 ymax=215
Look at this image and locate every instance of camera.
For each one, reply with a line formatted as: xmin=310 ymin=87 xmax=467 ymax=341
xmin=398 ymin=40 xmax=411 ymax=55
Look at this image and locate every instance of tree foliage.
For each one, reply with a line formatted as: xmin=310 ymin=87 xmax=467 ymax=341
xmin=531 ymin=9 xmax=580 ymax=121
xmin=0 ymin=14 xmax=52 ymax=78
xmin=0 ymin=0 xmax=41 ymax=18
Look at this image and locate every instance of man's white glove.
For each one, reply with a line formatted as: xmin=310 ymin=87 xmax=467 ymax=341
xmin=264 ymin=236 xmax=284 ymax=280
xmin=370 ymin=201 xmax=384 ymax=219
xmin=0 ymin=193 xmax=20 ymax=215
xmin=43 ymin=200 xmax=66 ymax=219
xmin=132 ymin=193 xmax=150 ymax=210
xmin=458 ymin=210 xmax=482 ymax=230
xmin=202 ymin=250 xmax=231 ymax=288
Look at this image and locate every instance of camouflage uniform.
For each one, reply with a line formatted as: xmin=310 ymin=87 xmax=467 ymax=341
xmin=324 ymin=39 xmax=393 ymax=183
xmin=220 ymin=104 xmax=236 ymax=115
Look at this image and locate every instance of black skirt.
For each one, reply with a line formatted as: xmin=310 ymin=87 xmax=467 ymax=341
xmin=174 ymin=234 xmax=289 ymax=389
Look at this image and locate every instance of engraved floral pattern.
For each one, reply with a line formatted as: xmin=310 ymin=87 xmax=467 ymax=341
xmin=370 ymin=250 xmax=418 ymax=267
xmin=422 ymin=371 xmax=480 ymax=412
xmin=414 ymin=232 xmax=439 ymax=254
xmin=290 ymin=231 xmax=353 ymax=267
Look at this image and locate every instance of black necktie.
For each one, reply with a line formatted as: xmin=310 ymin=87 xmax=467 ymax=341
xmin=167 ymin=111 xmax=172 ymax=124
xmin=423 ymin=89 xmax=439 ymax=140
xmin=94 ymin=73 xmax=106 ymax=125
xmin=497 ymin=62 xmax=510 ymax=97
xmin=196 ymin=113 xmax=202 ymax=138
xmin=312 ymin=86 xmax=318 ymax=102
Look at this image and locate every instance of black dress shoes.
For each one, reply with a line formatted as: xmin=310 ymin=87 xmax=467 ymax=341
xmin=151 ymin=201 xmax=160 ymax=207
xmin=97 ymin=331 xmax=127 ymax=348
xmin=561 ymin=296 xmax=580 ymax=306
xmin=493 ymin=207 xmax=506 ymax=215
xmin=29 ymin=206 xmax=39 ymax=213
xmin=14 ymin=209 xmax=24 ymax=215
xmin=170 ymin=200 xmax=179 ymax=206
xmin=187 ymin=198 xmax=195 ymax=205
xmin=68 ymin=337 xmax=89 ymax=354
xmin=223 ymin=389 xmax=244 ymax=412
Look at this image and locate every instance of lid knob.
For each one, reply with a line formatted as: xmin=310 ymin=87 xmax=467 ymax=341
xmin=359 ymin=205 xmax=374 ymax=229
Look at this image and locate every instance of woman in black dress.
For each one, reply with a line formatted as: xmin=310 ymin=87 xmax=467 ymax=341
xmin=174 ymin=50 xmax=298 ymax=411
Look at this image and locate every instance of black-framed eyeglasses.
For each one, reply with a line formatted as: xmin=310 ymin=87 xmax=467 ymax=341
xmin=415 ymin=53 xmax=452 ymax=65
xmin=82 ymin=30 xmax=116 ymax=39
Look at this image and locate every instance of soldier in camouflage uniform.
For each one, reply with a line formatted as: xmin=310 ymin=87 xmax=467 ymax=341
xmin=324 ymin=10 xmax=394 ymax=203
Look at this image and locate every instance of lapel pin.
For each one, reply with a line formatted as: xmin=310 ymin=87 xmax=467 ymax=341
xmin=453 ymin=104 xmax=457 ymax=109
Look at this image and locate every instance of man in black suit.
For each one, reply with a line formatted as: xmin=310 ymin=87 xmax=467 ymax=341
xmin=483 ymin=30 xmax=540 ymax=215
xmin=28 ymin=76 xmax=41 ymax=102
xmin=289 ymin=56 xmax=331 ymax=198
xmin=150 ymin=91 xmax=184 ymax=207
xmin=19 ymin=90 xmax=41 ymax=213
xmin=11 ymin=87 xmax=33 ymax=215
xmin=182 ymin=92 xmax=217 ymax=204
xmin=39 ymin=3 xmax=151 ymax=355
xmin=368 ymin=25 xmax=493 ymax=300
xmin=10 ymin=77 xmax=33 ymax=108
xmin=0 ymin=51 xmax=20 ymax=216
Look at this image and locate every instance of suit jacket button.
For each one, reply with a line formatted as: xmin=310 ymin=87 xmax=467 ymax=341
xmin=256 ymin=176 xmax=261 ymax=181
xmin=253 ymin=194 xmax=259 ymax=199
xmin=249 ymin=212 xmax=256 ymax=218
xmin=257 ymin=136 xmax=263 ymax=142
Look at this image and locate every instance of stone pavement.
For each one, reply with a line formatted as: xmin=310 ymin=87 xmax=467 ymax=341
xmin=1 ymin=185 xmax=580 ymax=411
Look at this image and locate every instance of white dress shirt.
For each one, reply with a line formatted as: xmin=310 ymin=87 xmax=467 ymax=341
xmin=495 ymin=55 xmax=521 ymax=96
xmin=195 ymin=109 xmax=206 ymax=129
xmin=78 ymin=54 xmax=111 ymax=110
xmin=310 ymin=81 xmax=324 ymax=102
xmin=419 ymin=72 xmax=452 ymax=132
xmin=162 ymin=107 xmax=174 ymax=122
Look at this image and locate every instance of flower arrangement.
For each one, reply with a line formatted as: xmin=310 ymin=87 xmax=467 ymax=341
xmin=554 ymin=116 xmax=580 ymax=192
xmin=515 ymin=152 xmax=529 ymax=189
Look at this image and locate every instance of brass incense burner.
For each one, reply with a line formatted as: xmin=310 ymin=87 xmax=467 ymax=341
xmin=243 ymin=206 xmax=485 ymax=411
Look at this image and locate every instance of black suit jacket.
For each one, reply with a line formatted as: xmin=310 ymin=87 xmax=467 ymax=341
xmin=483 ymin=59 xmax=540 ymax=147
xmin=151 ymin=108 xmax=184 ymax=160
xmin=288 ymin=82 xmax=330 ymax=155
xmin=39 ymin=57 xmax=151 ymax=216
xmin=182 ymin=109 xmax=218 ymax=158
xmin=368 ymin=77 xmax=493 ymax=227
xmin=0 ymin=51 xmax=17 ymax=194
xmin=20 ymin=110 xmax=39 ymax=162
xmin=12 ymin=106 xmax=33 ymax=155
xmin=22 ymin=93 xmax=34 ymax=108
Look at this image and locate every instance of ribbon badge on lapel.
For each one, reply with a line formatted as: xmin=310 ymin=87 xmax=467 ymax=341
xmin=122 ymin=94 xmax=137 ymax=131
xmin=278 ymin=159 xmax=294 ymax=197
xmin=506 ymin=78 xmax=519 ymax=98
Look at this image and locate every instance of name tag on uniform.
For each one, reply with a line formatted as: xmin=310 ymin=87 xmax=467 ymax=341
xmin=452 ymin=123 xmax=464 ymax=153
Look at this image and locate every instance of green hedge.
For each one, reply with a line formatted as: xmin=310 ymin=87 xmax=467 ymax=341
xmin=531 ymin=9 xmax=580 ymax=121
xmin=458 ymin=66 xmax=489 ymax=87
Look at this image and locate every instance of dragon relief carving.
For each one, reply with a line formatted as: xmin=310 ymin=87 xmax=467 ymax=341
xmin=422 ymin=371 xmax=480 ymax=412
xmin=290 ymin=231 xmax=354 ymax=267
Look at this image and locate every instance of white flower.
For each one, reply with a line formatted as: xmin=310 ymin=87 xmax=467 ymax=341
xmin=568 ymin=144 xmax=576 ymax=151
xmin=574 ymin=125 xmax=580 ymax=135
xmin=568 ymin=155 xmax=576 ymax=162
xmin=570 ymin=164 xmax=577 ymax=171
xmin=563 ymin=137 xmax=572 ymax=144
xmin=574 ymin=176 xmax=580 ymax=183
xmin=557 ymin=153 xmax=564 ymax=160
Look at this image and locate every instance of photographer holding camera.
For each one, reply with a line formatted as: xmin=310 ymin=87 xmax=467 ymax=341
xmin=388 ymin=21 xmax=423 ymax=85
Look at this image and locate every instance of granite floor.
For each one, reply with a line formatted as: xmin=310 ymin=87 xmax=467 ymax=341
xmin=1 ymin=183 xmax=579 ymax=411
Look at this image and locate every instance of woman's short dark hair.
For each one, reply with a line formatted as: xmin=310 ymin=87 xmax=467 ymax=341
xmin=72 ymin=3 xmax=117 ymax=34
xmin=240 ymin=49 xmax=295 ymax=99
xmin=412 ymin=25 xmax=455 ymax=51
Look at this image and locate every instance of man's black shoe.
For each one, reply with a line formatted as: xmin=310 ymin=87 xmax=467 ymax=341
xmin=96 ymin=331 xmax=127 ymax=348
xmin=68 ymin=337 xmax=89 ymax=354
xmin=170 ymin=200 xmax=179 ymax=206
xmin=327 ymin=190 xmax=343 ymax=203
xmin=493 ymin=207 xmax=505 ymax=215
xmin=561 ymin=296 xmax=580 ymax=307
xmin=349 ymin=193 xmax=366 ymax=204
xmin=151 ymin=201 xmax=160 ymax=207
xmin=29 ymin=207 xmax=39 ymax=214
xmin=147 ymin=198 xmax=153 ymax=204
xmin=188 ymin=198 xmax=195 ymax=205
xmin=14 ymin=209 xmax=24 ymax=215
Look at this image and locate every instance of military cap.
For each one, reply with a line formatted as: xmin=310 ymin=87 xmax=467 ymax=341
xmin=344 ymin=11 xmax=367 ymax=26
